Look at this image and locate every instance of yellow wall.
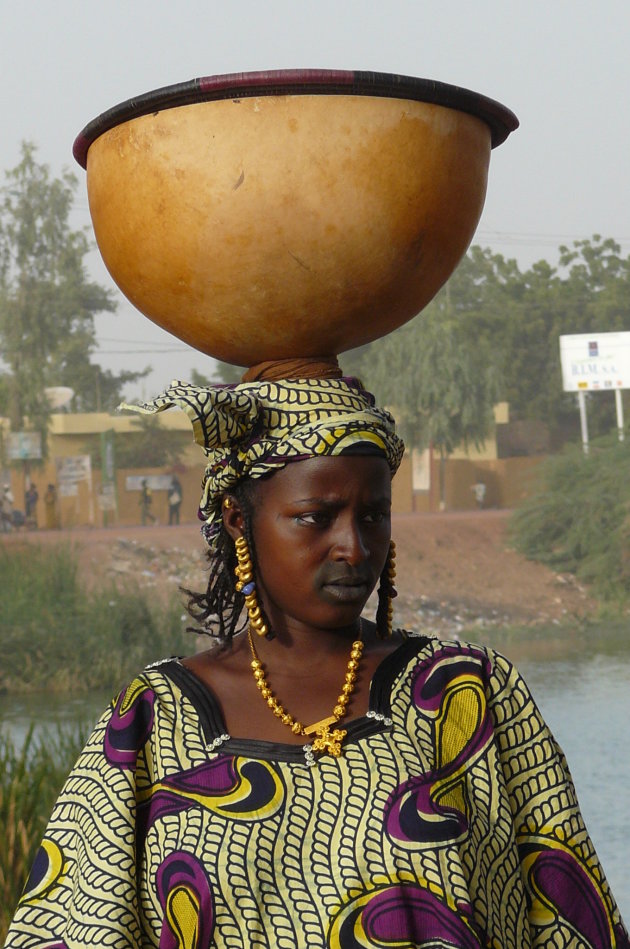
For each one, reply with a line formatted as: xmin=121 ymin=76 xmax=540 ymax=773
xmin=411 ymin=455 xmax=545 ymax=513
xmin=112 ymin=465 xmax=207 ymax=526
xmin=391 ymin=455 xmax=413 ymax=514
xmin=2 ymin=404 xmax=545 ymax=528
xmin=448 ymin=403 xmax=510 ymax=461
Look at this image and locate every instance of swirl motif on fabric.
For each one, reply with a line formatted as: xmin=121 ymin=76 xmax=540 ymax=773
xmin=104 ymin=678 xmax=156 ymax=769
xmin=20 ymin=839 xmax=66 ymax=905
xmin=138 ymin=756 xmax=285 ymax=848
xmin=120 ymin=377 xmax=404 ymax=548
xmin=384 ymin=646 xmax=493 ymax=848
xmin=520 ymin=835 xmax=623 ymax=947
xmin=327 ymin=883 xmax=485 ymax=948
xmin=156 ymin=852 xmax=214 ymax=949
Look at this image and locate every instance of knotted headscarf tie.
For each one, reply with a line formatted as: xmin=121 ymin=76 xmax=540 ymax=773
xmin=121 ymin=376 xmax=404 ymax=549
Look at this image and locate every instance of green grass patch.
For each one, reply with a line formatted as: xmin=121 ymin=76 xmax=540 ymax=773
xmin=509 ymin=437 xmax=630 ymax=603
xmin=0 ymin=724 xmax=87 ymax=941
xmin=1 ymin=543 xmax=191 ymax=694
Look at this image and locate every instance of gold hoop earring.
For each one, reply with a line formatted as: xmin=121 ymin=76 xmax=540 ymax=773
xmin=234 ymin=535 xmax=268 ymax=638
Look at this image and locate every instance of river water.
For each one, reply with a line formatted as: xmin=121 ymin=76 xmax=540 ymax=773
xmin=1 ymin=625 xmax=628 ymax=922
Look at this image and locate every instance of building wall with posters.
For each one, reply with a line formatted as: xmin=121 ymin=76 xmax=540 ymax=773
xmin=1 ymin=401 xmax=542 ymax=527
xmin=1 ymin=410 xmax=207 ymax=529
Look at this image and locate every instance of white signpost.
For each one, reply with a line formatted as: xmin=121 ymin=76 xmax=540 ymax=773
xmin=559 ymin=332 xmax=630 ymax=454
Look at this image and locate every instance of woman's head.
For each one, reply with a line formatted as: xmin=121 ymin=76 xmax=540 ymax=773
xmin=223 ymin=454 xmax=392 ymax=637
xmin=131 ymin=374 xmax=403 ymax=640
xmin=186 ymin=453 xmax=395 ymax=642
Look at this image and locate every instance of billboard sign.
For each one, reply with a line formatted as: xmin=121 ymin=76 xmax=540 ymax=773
xmin=559 ymin=332 xmax=630 ymax=392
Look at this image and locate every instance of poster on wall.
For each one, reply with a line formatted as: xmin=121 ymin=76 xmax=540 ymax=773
xmin=411 ymin=448 xmax=431 ymax=492
xmin=7 ymin=432 xmax=42 ymax=460
xmin=55 ymin=455 xmax=94 ymax=522
xmin=55 ymin=455 xmax=92 ymax=484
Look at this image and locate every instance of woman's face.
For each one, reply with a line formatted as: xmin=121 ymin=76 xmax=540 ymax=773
xmin=234 ymin=455 xmax=392 ymax=635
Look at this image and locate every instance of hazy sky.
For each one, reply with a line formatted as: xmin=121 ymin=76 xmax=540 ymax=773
xmin=3 ymin=0 xmax=630 ymax=397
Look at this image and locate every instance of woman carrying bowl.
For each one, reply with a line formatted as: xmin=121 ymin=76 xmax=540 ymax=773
xmin=6 ymin=67 xmax=629 ymax=949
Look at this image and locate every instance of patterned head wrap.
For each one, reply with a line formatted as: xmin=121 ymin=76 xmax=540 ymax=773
xmin=122 ymin=377 xmax=404 ymax=549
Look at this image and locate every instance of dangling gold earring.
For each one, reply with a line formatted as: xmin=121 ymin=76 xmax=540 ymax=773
xmin=376 ymin=540 xmax=397 ymax=639
xmin=234 ymin=535 xmax=269 ymax=638
xmin=386 ymin=540 xmax=397 ymax=636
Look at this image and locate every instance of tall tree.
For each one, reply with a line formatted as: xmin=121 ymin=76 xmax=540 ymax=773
xmin=113 ymin=414 xmax=191 ymax=468
xmin=0 ymin=143 xmax=145 ymax=451
xmin=361 ymin=300 xmax=500 ymax=506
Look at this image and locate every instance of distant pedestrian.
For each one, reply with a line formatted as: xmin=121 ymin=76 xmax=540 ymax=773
xmin=25 ymin=483 xmax=39 ymax=527
xmin=44 ymin=484 xmax=59 ymax=529
xmin=139 ymin=479 xmax=157 ymax=526
xmin=1 ymin=484 xmax=14 ymax=532
xmin=472 ymin=481 xmax=486 ymax=509
xmin=167 ymin=475 xmax=183 ymax=525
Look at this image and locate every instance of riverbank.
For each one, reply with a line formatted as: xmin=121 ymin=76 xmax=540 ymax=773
xmin=2 ymin=509 xmax=599 ymax=636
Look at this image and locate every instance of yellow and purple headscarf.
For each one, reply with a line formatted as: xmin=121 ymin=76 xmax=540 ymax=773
xmin=123 ymin=377 xmax=404 ymax=549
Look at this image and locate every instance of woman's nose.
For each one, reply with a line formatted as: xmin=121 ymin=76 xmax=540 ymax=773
xmin=332 ymin=519 xmax=369 ymax=564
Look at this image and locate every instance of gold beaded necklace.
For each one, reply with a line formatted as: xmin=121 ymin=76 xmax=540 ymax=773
xmin=247 ymin=623 xmax=364 ymax=757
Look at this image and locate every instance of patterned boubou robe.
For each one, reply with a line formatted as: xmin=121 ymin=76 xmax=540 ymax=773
xmin=6 ymin=635 xmax=629 ymax=948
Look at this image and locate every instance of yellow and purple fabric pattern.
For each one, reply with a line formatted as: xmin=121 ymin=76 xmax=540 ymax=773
xmin=121 ymin=377 xmax=404 ymax=549
xmin=6 ymin=636 xmax=629 ymax=948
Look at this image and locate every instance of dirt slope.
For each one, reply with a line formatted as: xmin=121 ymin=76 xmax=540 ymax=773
xmin=2 ymin=510 xmax=595 ymax=635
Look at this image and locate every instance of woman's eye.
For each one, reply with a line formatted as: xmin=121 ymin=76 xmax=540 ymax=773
xmin=295 ymin=511 xmax=330 ymax=526
xmin=363 ymin=509 xmax=390 ymax=524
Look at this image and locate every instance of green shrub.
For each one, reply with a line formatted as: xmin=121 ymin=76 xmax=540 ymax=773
xmin=510 ymin=437 xmax=630 ymax=600
xmin=0 ymin=544 xmax=191 ymax=694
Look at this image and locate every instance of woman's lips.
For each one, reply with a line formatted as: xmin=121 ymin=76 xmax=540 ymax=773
xmin=321 ymin=579 xmax=371 ymax=603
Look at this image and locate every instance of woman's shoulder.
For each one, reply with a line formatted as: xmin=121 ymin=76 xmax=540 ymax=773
xmin=82 ymin=657 xmax=212 ymax=774
xmin=391 ymin=631 xmax=518 ymax=692
xmin=100 ymin=657 xmax=193 ymax=733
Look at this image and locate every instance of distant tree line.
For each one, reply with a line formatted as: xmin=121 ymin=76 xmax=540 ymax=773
xmin=2 ymin=142 xmax=629 ymax=471
xmin=212 ymin=235 xmax=630 ymax=491
xmin=344 ymin=237 xmax=630 ymax=450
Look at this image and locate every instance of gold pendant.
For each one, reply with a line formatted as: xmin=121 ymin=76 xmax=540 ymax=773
xmin=310 ymin=722 xmax=347 ymax=758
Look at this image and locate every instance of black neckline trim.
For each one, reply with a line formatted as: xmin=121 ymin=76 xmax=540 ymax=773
xmin=157 ymin=635 xmax=428 ymax=762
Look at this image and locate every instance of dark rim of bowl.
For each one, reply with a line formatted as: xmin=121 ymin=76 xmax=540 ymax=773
xmin=73 ymin=68 xmax=519 ymax=169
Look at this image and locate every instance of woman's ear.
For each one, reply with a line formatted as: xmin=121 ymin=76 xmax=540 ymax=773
xmin=221 ymin=495 xmax=245 ymax=540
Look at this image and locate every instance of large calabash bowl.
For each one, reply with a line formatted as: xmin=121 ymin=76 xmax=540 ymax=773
xmin=74 ymin=70 xmax=517 ymax=367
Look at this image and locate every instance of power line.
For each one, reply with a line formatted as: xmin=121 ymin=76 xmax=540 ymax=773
xmin=96 ymin=336 xmax=193 ymax=348
xmin=97 ymin=347 xmax=196 ymax=355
